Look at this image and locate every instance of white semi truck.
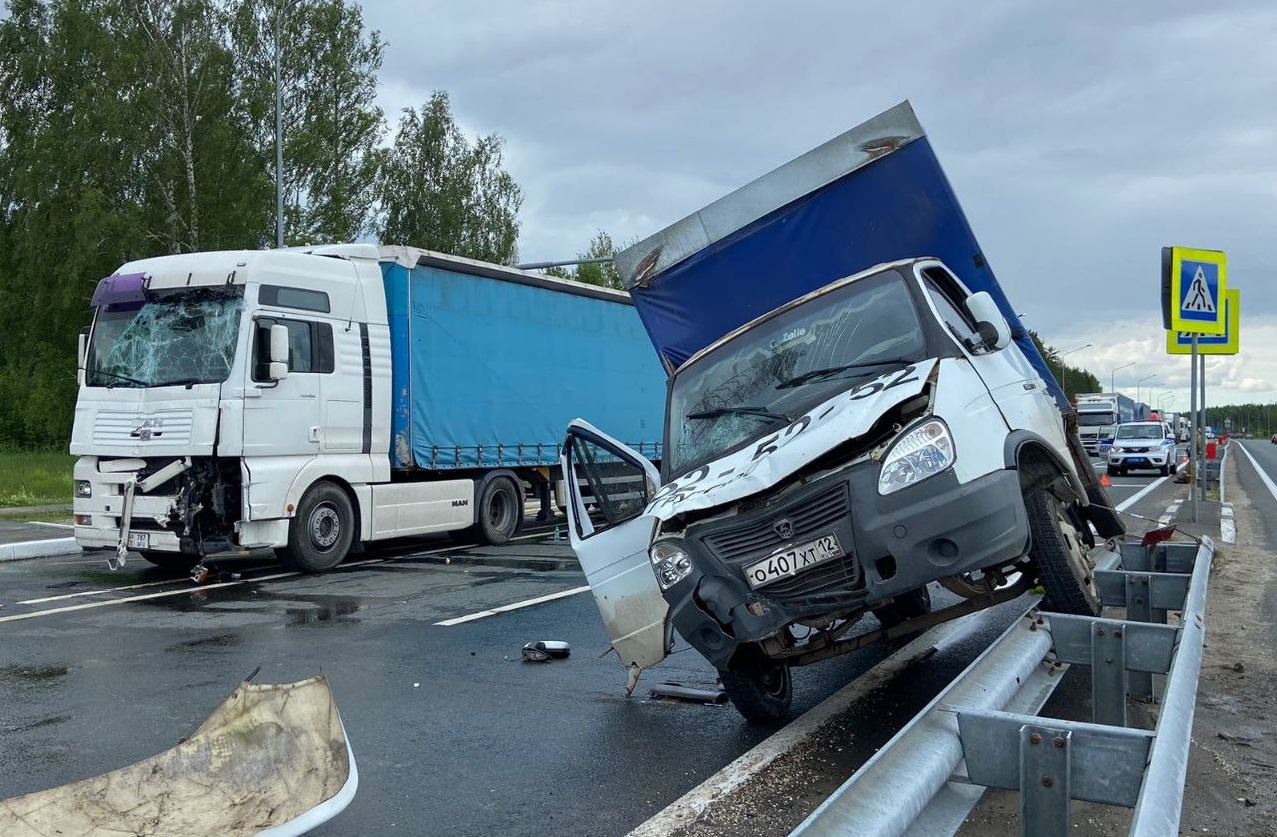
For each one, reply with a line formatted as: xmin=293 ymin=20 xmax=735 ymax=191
xmin=71 ymin=245 xmax=665 ymax=572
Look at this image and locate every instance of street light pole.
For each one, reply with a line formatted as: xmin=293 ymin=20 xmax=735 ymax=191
xmin=1136 ymin=374 xmax=1157 ymax=406
xmin=1111 ymin=361 xmax=1135 ymax=394
xmin=275 ymin=4 xmax=284 ymax=249
xmin=1055 ymin=342 xmax=1091 ymax=398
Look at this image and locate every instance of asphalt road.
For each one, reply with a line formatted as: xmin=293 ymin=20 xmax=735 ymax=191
xmin=0 ymin=463 xmax=1187 ymax=836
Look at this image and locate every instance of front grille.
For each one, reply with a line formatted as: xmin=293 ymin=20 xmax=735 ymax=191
xmin=696 ymin=481 xmax=863 ymax=603
xmin=93 ymin=410 xmax=194 ymax=445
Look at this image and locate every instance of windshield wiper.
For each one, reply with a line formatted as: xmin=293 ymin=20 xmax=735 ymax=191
xmin=89 ymin=369 xmax=148 ymax=388
xmin=149 ymin=377 xmax=207 ymax=389
xmin=777 ymin=357 xmax=916 ymax=389
xmin=685 ymin=406 xmax=791 ymax=423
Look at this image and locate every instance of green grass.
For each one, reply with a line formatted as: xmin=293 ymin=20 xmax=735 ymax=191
xmin=0 ymin=450 xmax=75 ymax=508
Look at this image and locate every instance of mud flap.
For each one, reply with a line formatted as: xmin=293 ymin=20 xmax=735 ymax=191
xmin=1063 ymin=415 xmax=1125 ymax=538
xmin=0 ymin=674 xmax=357 ymax=837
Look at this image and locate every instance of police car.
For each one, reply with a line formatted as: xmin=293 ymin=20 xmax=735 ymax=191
xmin=1107 ymin=421 xmax=1177 ymax=476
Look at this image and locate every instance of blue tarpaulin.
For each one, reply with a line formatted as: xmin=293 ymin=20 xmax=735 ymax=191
xmin=382 ymin=259 xmax=666 ymax=470
xmin=616 ymin=101 xmax=1069 ymax=413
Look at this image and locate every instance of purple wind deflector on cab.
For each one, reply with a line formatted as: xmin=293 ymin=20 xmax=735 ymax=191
xmin=90 ymin=273 xmax=149 ymax=307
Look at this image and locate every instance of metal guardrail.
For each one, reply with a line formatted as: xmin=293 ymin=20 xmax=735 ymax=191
xmin=791 ymin=537 xmax=1214 ymax=837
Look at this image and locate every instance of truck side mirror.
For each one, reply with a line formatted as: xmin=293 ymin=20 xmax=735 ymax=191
xmin=269 ymin=324 xmax=289 ymax=381
xmin=964 ymin=291 xmax=1012 ymax=351
xmin=77 ymin=332 xmax=88 ymax=386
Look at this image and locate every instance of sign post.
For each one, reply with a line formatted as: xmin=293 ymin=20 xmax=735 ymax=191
xmin=1162 ymin=247 xmax=1229 ymax=523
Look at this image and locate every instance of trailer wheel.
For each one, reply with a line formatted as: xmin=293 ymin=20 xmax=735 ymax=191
xmin=719 ymin=662 xmax=792 ymax=725
xmin=1026 ymin=489 xmax=1101 ymax=616
xmin=872 ymin=585 xmax=932 ymax=629
xmin=139 ymin=551 xmax=199 ymax=572
xmin=280 ymin=481 xmax=354 ymax=573
xmin=475 ymin=476 xmax=521 ymax=545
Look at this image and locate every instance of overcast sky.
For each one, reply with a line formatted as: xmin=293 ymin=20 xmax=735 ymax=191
xmin=366 ymin=0 xmax=1275 ymax=410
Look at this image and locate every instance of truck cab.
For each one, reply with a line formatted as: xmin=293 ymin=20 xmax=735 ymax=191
xmin=560 ymin=102 xmax=1121 ymax=722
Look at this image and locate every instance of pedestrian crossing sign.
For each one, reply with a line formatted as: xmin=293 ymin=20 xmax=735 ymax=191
xmin=1163 ymin=246 xmax=1226 ymax=335
xmin=1167 ymin=287 xmax=1239 ymax=355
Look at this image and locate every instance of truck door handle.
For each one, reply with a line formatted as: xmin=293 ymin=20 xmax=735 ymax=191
xmin=309 ymin=427 xmax=321 ymax=443
xmin=1022 ymin=382 xmax=1035 ymax=391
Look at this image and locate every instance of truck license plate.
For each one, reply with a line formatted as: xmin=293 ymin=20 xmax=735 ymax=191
xmin=745 ymin=534 xmax=843 ymax=589
xmin=127 ymin=532 xmax=149 ymax=549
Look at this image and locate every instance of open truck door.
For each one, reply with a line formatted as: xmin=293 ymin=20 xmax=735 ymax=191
xmin=561 ymin=419 xmax=669 ymax=694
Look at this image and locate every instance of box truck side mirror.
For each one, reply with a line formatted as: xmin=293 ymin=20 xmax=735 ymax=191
xmin=964 ymin=291 xmax=1012 ymax=352
xmin=269 ymin=324 xmax=290 ymax=381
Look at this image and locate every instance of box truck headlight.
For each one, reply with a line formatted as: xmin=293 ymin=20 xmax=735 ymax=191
xmin=650 ymin=539 xmax=693 ymax=590
xmin=75 ymin=480 xmax=92 ymax=498
xmin=878 ymin=419 xmax=955 ymax=495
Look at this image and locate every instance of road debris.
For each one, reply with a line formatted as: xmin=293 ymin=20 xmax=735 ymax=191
xmin=648 ymin=682 xmax=728 ymax=705
xmin=0 ymin=674 xmax=357 ymax=836
xmin=522 ymin=640 xmax=570 ymax=662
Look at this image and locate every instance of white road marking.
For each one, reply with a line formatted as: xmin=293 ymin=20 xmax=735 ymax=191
xmin=434 ymin=585 xmax=591 ymax=626
xmin=628 ymin=618 xmax=978 ymax=837
xmin=1236 ymin=443 xmax=1277 ymax=504
xmin=1114 ymin=476 xmax=1171 ymax=512
xmin=25 ymin=521 xmax=73 ymax=529
xmin=1158 ymin=501 xmax=1182 ymax=527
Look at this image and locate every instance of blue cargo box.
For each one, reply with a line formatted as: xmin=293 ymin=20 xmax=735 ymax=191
xmin=615 ymin=101 xmax=1068 ymax=413
xmin=381 ymin=252 xmax=667 ymax=470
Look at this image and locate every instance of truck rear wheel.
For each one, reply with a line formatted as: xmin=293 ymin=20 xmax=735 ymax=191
xmin=719 ymin=663 xmax=792 ymax=725
xmin=474 ymin=476 xmax=521 ymax=545
xmin=1026 ymin=489 xmax=1101 ymax=616
xmin=280 ymin=481 xmax=354 ymax=574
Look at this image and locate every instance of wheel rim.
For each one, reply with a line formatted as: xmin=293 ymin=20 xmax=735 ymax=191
xmin=487 ymin=485 xmax=515 ymax=533
xmin=310 ymin=503 xmax=341 ymax=551
xmin=1053 ymin=500 xmax=1099 ymax=611
xmin=758 ymin=666 xmax=788 ymax=697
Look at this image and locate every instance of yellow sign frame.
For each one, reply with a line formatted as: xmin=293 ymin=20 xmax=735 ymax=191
xmin=1168 ymin=246 xmax=1226 ymax=335
xmin=1166 ymin=287 xmax=1239 ymax=355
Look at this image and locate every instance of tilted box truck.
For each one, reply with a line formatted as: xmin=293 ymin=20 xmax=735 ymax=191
xmin=72 ymin=244 xmax=665 ymax=572
xmin=558 ymin=102 xmax=1124 ymax=721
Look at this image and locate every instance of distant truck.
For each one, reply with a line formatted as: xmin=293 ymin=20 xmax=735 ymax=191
xmin=559 ymin=102 xmax=1124 ymax=722
xmin=1075 ymin=392 xmax=1136 ymax=455
xmin=72 ymin=245 xmax=666 ymax=572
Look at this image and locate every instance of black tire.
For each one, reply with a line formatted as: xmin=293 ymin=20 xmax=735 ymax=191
xmin=872 ymin=585 xmax=933 ymax=629
xmin=1159 ymin=462 xmax=1171 ymax=477
xmin=1026 ymin=489 xmax=1101 ymax=616
xmin=473 ymin=476 xmax=521 ymax=545
xmin=139 ymin=551 xmax=199 ymax=572
xmin=279 ymin=481 xmax=355 ymax=573
xmin=1084 ymin=480 xmax=1125 ymax=539
xmin=1105 ymin=465 xmax=1117 ymax=476
xmin=719 ymin=663 xmax=793 ymax=724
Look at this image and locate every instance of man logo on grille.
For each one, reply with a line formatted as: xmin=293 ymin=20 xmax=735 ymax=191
xmin=774 ymin=518 xmax=794 ymax=540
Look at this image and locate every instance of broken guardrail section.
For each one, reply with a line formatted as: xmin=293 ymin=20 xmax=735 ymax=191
xmin=791 ymin=537 xmax=1213 ymax=837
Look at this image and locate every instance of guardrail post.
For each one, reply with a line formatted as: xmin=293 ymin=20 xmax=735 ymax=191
xmin=1091 ymin=623 xmax=1127 ymax=726
xmin=1125 ymin=573 xmax=1155 ymax=699
xmin=1020 ymin=724 xmax=1071 ymax=837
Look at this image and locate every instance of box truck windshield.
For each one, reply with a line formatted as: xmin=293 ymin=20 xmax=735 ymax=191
xmin=666 ymin=271 xmax=926 ymax=478
xmin=87 ymin=287 xmax=244 ymax=388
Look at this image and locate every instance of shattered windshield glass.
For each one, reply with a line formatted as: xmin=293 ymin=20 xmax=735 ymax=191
xmin=665 ymin=271 xmax=926 ymax=479
xmin=87 ymin=287 xmax=245 ymax=388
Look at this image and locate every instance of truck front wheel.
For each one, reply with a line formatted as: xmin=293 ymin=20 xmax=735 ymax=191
xmin=719 ymin=661 xmax=793 ymax=724
xmin=280 ymin=481 xmax=354 ymax=573
xmin=474 ymin=476 xmax=521 ymax=545
xmin=1026 ymin=489 xmax=1101 ymax=616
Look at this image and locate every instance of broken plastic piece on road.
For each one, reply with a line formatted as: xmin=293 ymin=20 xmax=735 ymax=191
xmin=648 ymin=682 xmax=729 ymax=705
xmin=522 ymin=640 xmax=571 ymax=662
xmin=0 ymin=674 xmax=358 ymax=836
xmin=190 ymin=562 xmax=210 ymax=584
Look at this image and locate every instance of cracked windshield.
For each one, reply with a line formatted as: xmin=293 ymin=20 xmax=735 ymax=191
xmin=667 ymin=272 xmax=926 ymax=477
xmin=87 ymin=287 xmax=244 ymax=387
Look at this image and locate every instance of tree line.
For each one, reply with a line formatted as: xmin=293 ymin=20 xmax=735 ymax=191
xmin=0 ymin=0 xmax=524 ymax=448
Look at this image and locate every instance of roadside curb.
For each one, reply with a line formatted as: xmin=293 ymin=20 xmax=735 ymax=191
xmin=0 ymin=538 xmax=81 ymax=562
xmin=1220 ymin=503 xmax=1235 ymax=544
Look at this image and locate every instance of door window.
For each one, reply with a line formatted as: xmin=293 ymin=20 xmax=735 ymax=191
xmin=566 ymin=433 xmax=653 ymax=538
xmin=920 ymin=268 xmax=978 ymax=345
xmin=253 ymin=318 xmax=334 ymax=380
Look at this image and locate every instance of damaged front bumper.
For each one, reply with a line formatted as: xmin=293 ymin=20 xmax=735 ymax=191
xmin=664 ymin=461 xmax=1029 ymax=669
xmin=0 ymin=674 xmax=357 ymax=836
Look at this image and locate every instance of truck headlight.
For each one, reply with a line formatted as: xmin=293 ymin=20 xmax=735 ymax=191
xmin=878 ymin=419 xmax=955 ymax=495
xmin=75 ymin=480 xmax=92 ymax=498
xmin=650 ymin=539 xmax=693 ymax=590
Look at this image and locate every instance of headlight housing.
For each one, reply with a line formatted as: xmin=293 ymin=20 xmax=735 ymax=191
xmin=75 ymin=480 xmax=92 ymax=498
xmin=650 ymin=539 xmax=693 ymax=590
xmin=878 ymin=418 xmax=955 ymax=495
